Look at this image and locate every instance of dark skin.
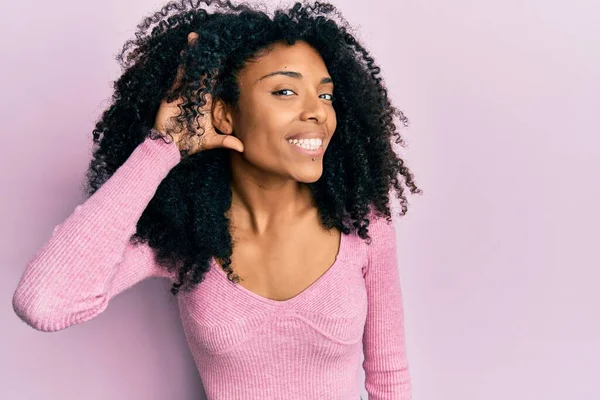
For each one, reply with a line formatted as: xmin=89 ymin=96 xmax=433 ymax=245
xmin=155 ymin=34 xmax=340 ymax=301
xmin=209 ymin=40 xmax=340 ymax=302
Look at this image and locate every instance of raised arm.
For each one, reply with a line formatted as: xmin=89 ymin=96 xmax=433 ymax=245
xmin=12 ymin=133 xmax=181 ymax=332
xmin=362 ymin=215 xmax=412 ymax=399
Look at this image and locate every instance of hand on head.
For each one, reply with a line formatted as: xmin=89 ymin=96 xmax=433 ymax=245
xmin=153 ymin=32 xmax=244 ymax=156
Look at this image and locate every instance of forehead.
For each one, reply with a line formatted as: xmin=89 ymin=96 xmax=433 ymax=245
xmin=239 ymin=41 xmax=329 ymax=82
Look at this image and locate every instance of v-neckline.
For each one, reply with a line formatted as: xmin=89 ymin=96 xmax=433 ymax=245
xmin=210 ymin=230 xmax=349 ymax=307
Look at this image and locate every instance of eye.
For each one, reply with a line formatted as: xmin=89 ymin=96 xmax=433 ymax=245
xmin=272 ymin=89 xmax=335 ymax=102
xmin=272 ymin=89 xmax=296 ymax=96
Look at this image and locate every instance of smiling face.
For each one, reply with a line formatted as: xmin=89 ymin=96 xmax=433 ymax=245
xmin=223 ymin=40 xmax=337 ymax=183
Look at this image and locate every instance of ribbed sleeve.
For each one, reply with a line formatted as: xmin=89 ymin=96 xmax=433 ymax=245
xmin=12 ymin=133 xmax=181 ymax=332
xmin=12 ymin=132 xmax=414 ymax=398
xmin=362 ymin=216 xmax=412 ymax=399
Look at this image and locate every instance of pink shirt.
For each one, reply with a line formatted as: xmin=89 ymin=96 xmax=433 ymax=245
xmin=12 ymin=135 xmax=412 ymax=399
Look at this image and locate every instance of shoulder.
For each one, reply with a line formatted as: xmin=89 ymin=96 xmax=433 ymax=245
xmin=361 ymin=207 xmax=398 ymax=271
xmin=358 ymin=208 xmax=400 ymax=278
xmin=366 ymin=207 xmax=396 ymax=245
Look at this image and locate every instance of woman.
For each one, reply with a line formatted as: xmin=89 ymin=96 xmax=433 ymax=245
xmin=12 ymin=0 xmax=421 ymax=398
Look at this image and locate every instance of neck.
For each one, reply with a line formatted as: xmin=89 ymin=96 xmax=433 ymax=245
xmin=228 ymin=154 xmax=314 ymax=235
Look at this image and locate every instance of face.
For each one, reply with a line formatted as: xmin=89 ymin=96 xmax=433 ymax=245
xmin=225 ymin=40 xmax=337 ymax=183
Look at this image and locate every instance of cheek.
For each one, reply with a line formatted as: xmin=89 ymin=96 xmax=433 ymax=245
xmin=329 ymin=116 xmax=337 ymax=134
xmin=242 ymin=112 xmax=288 ymax=150
xmin=237 ymin=122 xmax=284 ymax=165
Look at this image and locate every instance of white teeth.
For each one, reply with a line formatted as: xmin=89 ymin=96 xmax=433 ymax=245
xmin=287 ymin=138 xmax=323 ymax=151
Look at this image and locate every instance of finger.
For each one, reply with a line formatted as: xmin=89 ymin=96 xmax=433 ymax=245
xmin=171 ymin=65 xmax=186 ymax=91
xmin=172 ymin=33 xmax=199 ymax=91
xmin=187 ymin=32 xmax=199 ymax=44
xmin=219 ymin=135 xmax=244 ymax=153
xmin=180 ymin=32 xmax=199 ymax=56
xmin=200 ymin=92 xmax=213 ymax=112
xmin=194 ymin=94 xmax=213 ymax=127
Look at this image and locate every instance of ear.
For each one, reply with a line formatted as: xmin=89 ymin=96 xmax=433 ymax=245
xmin=211 ymin=97 xmax=235 ymax=135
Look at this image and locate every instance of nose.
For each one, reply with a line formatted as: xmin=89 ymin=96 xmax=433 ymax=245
xmin=299 ymin=92 xmax=329 ymax=124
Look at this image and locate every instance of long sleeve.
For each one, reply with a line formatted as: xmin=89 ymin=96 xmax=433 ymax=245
xmin=362 ymin=215 xmax=412 ymax=399
xmin=12 ymin=133 xmax=182 ymax=332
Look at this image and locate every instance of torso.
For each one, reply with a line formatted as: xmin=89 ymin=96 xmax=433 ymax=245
xmin=219 ymin=208 xmax=341 ymax=302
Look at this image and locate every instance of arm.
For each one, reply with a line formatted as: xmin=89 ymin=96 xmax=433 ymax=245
xmin=362 ymin=215 xmax=412 ymax=399
xmin=12 ymin=132 xmax=181 ymax=332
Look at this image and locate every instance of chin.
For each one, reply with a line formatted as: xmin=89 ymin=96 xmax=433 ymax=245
xmin=291 ymin=167 xmax=323 ymax=183
xmin=298 ymin=176 xmax=322 ymax=184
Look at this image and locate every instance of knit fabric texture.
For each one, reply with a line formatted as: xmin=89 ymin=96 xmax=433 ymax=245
xmin=12 ymin=134 xmax=412 ymax=399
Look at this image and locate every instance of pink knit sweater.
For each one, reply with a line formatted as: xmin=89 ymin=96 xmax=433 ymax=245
xmin=12 ymin=134 xmax=412 ymax=399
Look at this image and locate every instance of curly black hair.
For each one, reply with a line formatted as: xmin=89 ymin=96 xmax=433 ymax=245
xmin=83 ymin=0 xmax=422 ymax=296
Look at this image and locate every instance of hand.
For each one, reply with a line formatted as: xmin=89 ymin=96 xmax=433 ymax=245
xmin=153 ymin=32 xmax=244 ymax=156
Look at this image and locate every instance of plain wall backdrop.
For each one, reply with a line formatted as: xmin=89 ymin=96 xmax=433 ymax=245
xmin=1 ymin=0 xmax=598 ymax=399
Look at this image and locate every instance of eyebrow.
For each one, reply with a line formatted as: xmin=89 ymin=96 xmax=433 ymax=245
xmin=257 ymin=70 xmax=334 ymax=86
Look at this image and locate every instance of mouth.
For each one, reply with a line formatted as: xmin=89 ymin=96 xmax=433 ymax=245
xmin=286 ymin=137 xmax=325 ymax=157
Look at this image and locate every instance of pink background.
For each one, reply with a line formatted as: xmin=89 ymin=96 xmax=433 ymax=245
xmin=2 ymin=0 xmax=598 ymax=399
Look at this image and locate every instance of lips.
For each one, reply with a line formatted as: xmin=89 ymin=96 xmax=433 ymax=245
xmin=285 ymin=130 xmax=326 ymax=140
xmin=287 ymin=139 xmax=325 ymax=157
